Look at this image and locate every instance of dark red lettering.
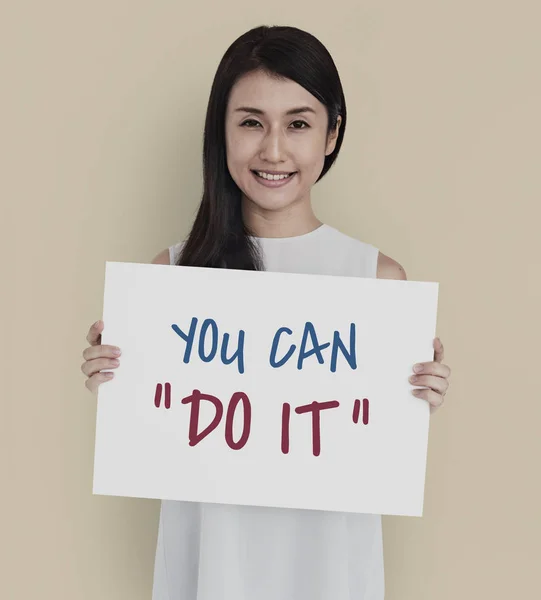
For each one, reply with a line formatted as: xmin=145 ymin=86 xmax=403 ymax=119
xmin=281 ymin=402 xmax=291 ymax=454
xmin=154 ymin=382 xmax=171 ymax=409
xmin=363 ymin=398 xmax=369 ymax=425
xmin=181 ymin=389 xmax=223 ymax=446
xmin=295 ymin=400 xmax=340 ymax=456
xmin=224 ymin=392 xmax=251 ymax=450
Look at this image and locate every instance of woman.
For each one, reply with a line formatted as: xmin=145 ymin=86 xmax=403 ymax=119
xmin=81 ymin=24 xmax=451 ymax=600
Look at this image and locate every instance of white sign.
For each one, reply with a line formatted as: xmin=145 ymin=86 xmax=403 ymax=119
xmin=93 ymin=261 xmax=438 ymax=517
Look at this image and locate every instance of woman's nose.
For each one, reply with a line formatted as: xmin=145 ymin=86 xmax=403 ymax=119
xmin=259 ymin=131 xmax=287 ymax=161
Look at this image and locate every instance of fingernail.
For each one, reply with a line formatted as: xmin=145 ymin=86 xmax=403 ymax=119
xmin=112 ymin=348 xmax=121 ymax=356
xmin=413 ymin=364 xmax=423 ymax=373
xmin=95 ymin=320 xmax=102 ymax=328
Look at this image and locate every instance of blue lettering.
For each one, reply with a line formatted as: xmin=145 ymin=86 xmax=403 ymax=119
xmin=199 ymin=319 xmax=218 ymax=362
xmin=330 ymin=323 xmax=357 ymax=372
xmin=171 ymin=317 xmax=198 ymax=363
xmin=270 ymin=327 xmax=296 ymax=367
xmin=221 ymin=330 xmax=245 ymax=374
xmin=297 ymin=321 xmax=330 ymax=370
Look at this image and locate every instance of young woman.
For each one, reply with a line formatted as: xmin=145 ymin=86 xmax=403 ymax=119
xmin=81 ymin=24 xmax=451 ymax=600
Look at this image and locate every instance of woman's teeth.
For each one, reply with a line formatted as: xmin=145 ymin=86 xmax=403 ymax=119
xmin=254 ymin=171 xmax=294 ymax=181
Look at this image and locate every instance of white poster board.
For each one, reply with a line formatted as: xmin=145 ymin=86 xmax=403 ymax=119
xmin=93 ymin=261 xmax=438 ymax=517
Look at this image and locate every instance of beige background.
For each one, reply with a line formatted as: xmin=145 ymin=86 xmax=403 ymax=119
xmin=3 ymin=1 xmax=540 ymax=598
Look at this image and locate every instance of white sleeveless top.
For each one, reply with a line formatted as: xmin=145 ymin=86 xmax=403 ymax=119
xmin=152 ymin=224 xmax=385 ymax=600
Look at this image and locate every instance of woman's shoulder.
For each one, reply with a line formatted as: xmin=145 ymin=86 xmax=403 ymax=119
xmin=153 ymin=240 xmax=187 ymax=265
xmin=151 ymin=248 xmax=173 ymax=265
xmin=376 ymin=251 xmax=407 ymax=280
xmin=328 ymin=226 xmax=406 ymax=280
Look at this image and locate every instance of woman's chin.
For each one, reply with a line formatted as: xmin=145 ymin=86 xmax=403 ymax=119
xmin=243 ymin=191 xmax=300 ymax=213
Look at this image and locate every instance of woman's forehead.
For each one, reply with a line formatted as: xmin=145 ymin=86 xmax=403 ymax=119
xmin=228 ymin=72 xmax=321 ymax=115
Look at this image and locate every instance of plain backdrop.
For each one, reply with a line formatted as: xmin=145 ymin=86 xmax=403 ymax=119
xmin=3 ymin=1 xmax=540 ymax=598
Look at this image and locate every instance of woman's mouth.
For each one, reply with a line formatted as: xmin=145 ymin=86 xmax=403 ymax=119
xmin=251 ymin=170 xmax=297 ymax=188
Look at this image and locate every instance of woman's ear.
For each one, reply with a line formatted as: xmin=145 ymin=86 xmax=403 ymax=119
xmin=325 ymin=115 xmax=342 ymax=156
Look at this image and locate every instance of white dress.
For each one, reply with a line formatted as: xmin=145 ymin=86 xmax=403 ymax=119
xmin=152 ymin=224 xmax=385 ymax=600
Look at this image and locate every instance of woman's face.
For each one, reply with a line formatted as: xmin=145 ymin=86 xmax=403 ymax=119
xmin=225 ymin=70 xmax=341 ymax=216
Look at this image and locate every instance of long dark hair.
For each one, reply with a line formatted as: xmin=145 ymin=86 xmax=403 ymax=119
xmin=177 ymin=25 xmax=347 ymax=270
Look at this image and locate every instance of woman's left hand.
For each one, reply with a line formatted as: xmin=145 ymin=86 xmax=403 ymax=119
xmin=409 ymin=337 xmax=451 ymax=414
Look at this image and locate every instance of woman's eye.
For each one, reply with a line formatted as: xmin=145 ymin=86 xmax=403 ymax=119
xmin=240 ymin=120 xmax=309 ymax=129
xmin=241 ymin=119 xmax=261 ymax=128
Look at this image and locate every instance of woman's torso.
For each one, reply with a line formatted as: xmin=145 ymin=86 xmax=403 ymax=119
xmin=152 ymin=224 xmax=385 ymax=600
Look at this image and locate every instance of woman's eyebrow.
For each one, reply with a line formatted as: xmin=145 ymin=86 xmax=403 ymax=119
xmin=234 ymin=106 xmax=316 ymax=116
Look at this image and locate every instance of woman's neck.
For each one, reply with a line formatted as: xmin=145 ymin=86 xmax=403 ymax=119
xmin=241 ymin=197 xmax=322 ymax=239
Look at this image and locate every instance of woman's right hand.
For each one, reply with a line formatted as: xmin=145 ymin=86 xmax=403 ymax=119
xmin=81 ymin=320 xmax=122 ymax=395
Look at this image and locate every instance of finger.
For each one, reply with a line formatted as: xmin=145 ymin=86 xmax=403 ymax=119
xmin=82 ymin=344 xmax=121 ymax=362
xmin=86 ymin=320 xmax=103 ymax=346
xmin=85 ymin=371 xmax=115 ymax=395
xmin=409 ymin=374 xmax=449 ymax=396
xmin=433 ymin=337 xmax=444 ymax=362
xmin=413 ymin=360 xmax=451 ymax=379
xmin=411 ymin=386 xmax=445 ymax=408
xmin=81 ymin=356 xmax=120 ymax=378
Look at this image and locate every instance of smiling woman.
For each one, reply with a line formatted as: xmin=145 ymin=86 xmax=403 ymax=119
xmin=175 ymin=26 xmax=346 ymax=269
xmin=105 ymin=21 xmax=455 ymax=600
xmin=147 ymin=25 xmax=388 ymax=600
xmin=223 ymin=69 xmax=343 ymax=237
xmin=75 ymin=20 xmax=452 ymax=600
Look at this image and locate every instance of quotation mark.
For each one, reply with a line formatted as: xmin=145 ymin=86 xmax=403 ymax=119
xmin=352 ymin=398 xmax=369 ymax=425
xmin=154 ymin=382 xmax=171 ymax=409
